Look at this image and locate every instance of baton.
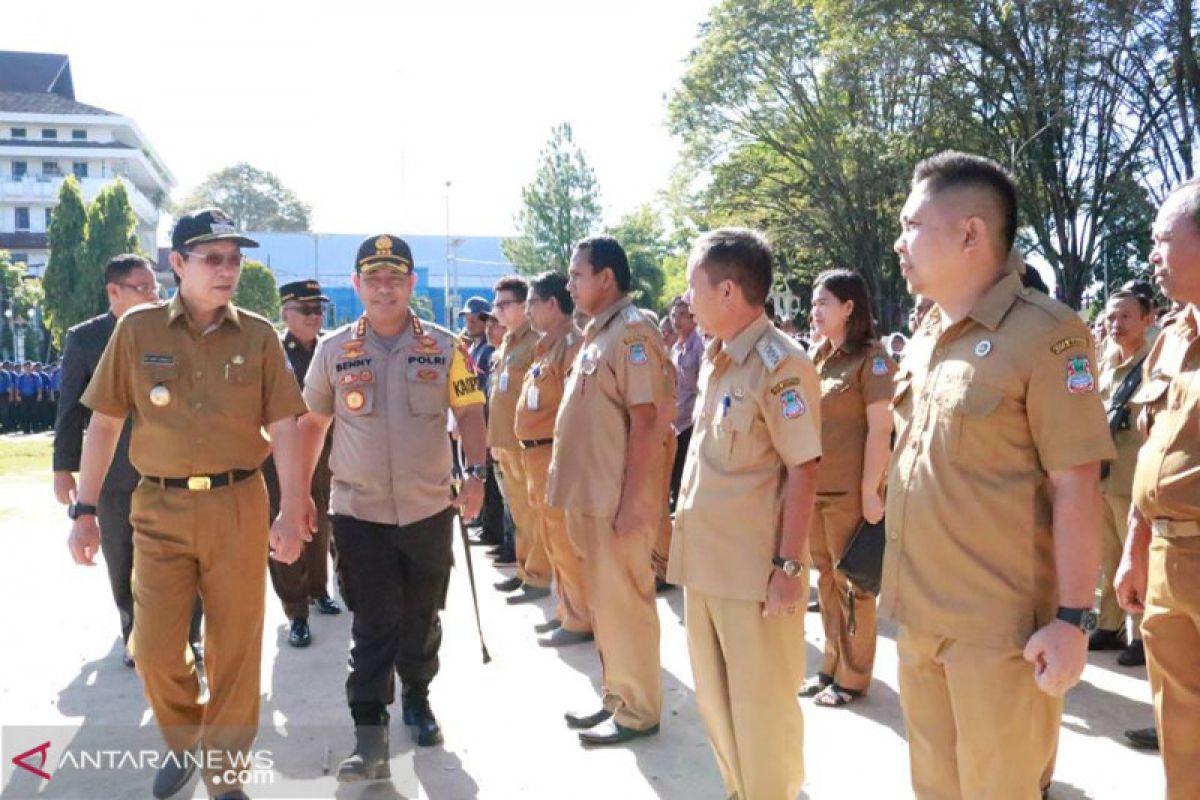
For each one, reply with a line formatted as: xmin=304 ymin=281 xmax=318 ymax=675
xmin=453 ymin=478 xmax=492 ymax=664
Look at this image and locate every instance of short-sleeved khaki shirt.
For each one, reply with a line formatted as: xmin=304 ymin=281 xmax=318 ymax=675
xmin=82 ymin=295 xmax=306 ymax=476
xmin=514 ymin=319 xmax=582 ymax=442
xmin=1132 ymin=308 xmax=1200 ymax=527
xmin=487 ymin=321 xmax=539 ymax=450
xmin=667 ymin=315 xmax=823 ymax=602
xmin=304 ymin=312 xmax=485 ymax=527
xmin=882 ymin=273 xmax=1115 ymax=649
xmin=546 ymin=296 xmax=675 ymax=518
xmin=812 ymin=338 xmax=895 ymax=493
xmin=1099 ymin=340 xmax=1150 ymax=496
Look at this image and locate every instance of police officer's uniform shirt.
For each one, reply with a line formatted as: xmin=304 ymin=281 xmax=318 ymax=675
xmin=1132 ymin=308 xmax=1200 ymax=526
xmin=546 ymin=296 xmax=673 ymax=518
xmin=487 ymin=321 xmax=539 ymax=449
xmin=667 ymin=315 xmax=823 ymax=602
xmin=1099 ymin=340 xmax=1151 ymax=495
xmin=305 ymin=312 xmax=485 ymax=527
xmin=883 ymin=273 xmax=1114 ymax=649
xmin=515 ymin=319 xmax=582 ymax=442
xmin=812 ymin=338 xmax=895 ymax=493
xmin=82 ymin=294 xmax=307 ymax=476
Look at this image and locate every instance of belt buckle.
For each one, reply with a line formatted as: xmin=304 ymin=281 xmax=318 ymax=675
xmin=186 ymin=476 xmax=212 ymax=491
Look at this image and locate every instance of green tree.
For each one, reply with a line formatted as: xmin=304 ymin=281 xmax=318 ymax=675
xmin=81 ymin=181 xmax=139 ymax=316
xmin=502 ymin=123 xmax=602 ymax=274
xmin=233 ymin=259 xmax=281 ymax=319
xmin=607 ymin=205 xmax=669 ymax=309
xmin=411 ymin=293 xmax=435 ymax=321
xmin=180 ymin=163 xmax=311 ymax=231
xmin=41 ymin=176 xmax=89 ymax=347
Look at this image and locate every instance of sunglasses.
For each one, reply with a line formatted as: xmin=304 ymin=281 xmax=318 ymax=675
xmin=117 ymin=282 xmax=158 ymax=296
xmin=287 ymin=304 xmax=325 ymax=317
xmin=185 ymin=251 xmax=245 ymax=268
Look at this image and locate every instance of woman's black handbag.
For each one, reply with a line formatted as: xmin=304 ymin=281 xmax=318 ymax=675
xmin=836 ymin=517 xmax=886 ymax=597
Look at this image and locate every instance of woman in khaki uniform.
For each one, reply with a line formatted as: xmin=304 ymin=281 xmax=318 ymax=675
xmin=800 ymin=269 xmax=894 ymax=706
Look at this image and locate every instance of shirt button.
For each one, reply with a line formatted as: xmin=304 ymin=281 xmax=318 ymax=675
xmin=888 ymin=530 xmax=899 ymax=541
xmin=194 ymin=371 xmax=203 ymax=379
xmin=193 ymin=401 xmax=202 ymax=410
xmin=934 ymin=348 xmax=946 ymax=357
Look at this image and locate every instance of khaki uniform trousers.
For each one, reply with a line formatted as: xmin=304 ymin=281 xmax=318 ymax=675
xmin=566 ymin=510 xmax=662 ymax=729
xmin=686 ymin=587 xmax=807 ymax=800
xmin=1143 ymin=532 xmax=1200 ymax=800
xmin=897 ymin=626 xmax=1061 ymax=800
xmin=129 ymin=474 xmax=270 ymax=793
xmin=523 ymin=444 xmax=591 ymax=632
xmin=808 ymin=490 xmax=876 ymax=692
xmin=496 ymin=447 xmax=551 ymax=588
xmin=1097 ymin=491 xmax=1142 ymax=637
xmin=652 ymin=434 xmax=677 ymax=580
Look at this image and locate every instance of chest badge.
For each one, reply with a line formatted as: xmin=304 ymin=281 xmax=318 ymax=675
xmin=149 ymin=384 xmax=171 ymax=407
xmin=344 ymin=389 xmax=366 ymax=411
xmin=231 ymin=354 xmax=245 ymax=365
xmin=974 ymin=340 xmax=993 ymax=357
xmin=872 ymin=356 xmax=889 ymax=375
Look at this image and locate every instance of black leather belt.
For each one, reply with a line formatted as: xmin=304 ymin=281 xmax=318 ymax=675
xmin=519 ymin=438 xmax=554 ymax=449
xmin=145 ymin=469 xmax=258 ymax=491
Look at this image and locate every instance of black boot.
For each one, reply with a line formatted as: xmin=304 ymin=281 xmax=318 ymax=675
xmin=402 ymin=683 xmax=443 ymax=746
xmin=336 ymin=703 xmax=390 ymax=782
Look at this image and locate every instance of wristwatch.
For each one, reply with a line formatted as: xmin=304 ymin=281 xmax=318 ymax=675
xmin=1055 ymin=606 xmax=1099 ymax=634
xmin=771 ymin=555 xmax=804 ymax=578
xmin=464 ymin=464 xmax=488 ymax=482
xmin=67 ymin=502 xmax=98 ymax=520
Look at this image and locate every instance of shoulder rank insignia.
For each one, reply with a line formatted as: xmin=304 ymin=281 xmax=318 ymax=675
xmin=621 ymin=305 xmax=644 ymax=325
xmin=755 ymin=335 xmax=786 ymax=372
xmin=1050 ymin=336 xmax=1088 ymax=356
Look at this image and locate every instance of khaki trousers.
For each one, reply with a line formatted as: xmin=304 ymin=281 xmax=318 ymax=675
xmin=566 ymin=510 xmax=662 ymax=729
xmin=686 ymin=587 xmax=807 ymax=800
xmin=897 ymin=626 xmax=1061 ymax=800
xmin=524 ymin=445 xmax=591 ymax=632
xmin=1143 ymin=533 xmax=1200 ymax=800
xmin=808 ymin=491 xmax=876 ymax=692
xmin=652 ymin=434 xmax=677 ymax=579
xmin=1097 ymin=491 xmax=1142 ymax=637
xmin=497 ymin=447 xmax=551 ymax=588
xmin=129 ymin=474 xmax=269 ymax=795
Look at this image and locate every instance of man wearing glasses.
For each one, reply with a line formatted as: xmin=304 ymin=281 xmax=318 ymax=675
xmin=265 ymin=280 xmax=342 ymax=650
xmin=67 ymin=209 xmax=311 ymax=800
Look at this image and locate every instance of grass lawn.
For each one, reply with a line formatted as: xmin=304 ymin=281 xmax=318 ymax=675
xmin=0 ymin=434 xmax=52 ymax=480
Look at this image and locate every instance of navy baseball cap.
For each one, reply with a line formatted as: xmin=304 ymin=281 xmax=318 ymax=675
xmin=458 ymin=296 xmax=493 ymax=318
xmin=172 ymin=208 xmax=258 ymax=251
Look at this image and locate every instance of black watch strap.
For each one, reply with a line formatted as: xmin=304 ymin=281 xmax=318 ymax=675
xmin=68 ymin=502 xmax=98 ymax=520
xmin=1055 ymin=606 xmax=1098 ymax=632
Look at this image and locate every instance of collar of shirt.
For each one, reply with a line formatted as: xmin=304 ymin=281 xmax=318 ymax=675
xmin=1108 ymin=339 xmax=1151 ymax=371
xmin=535 ymin=317 xmax=575 ymax=358
xmin=672 ymin=328 xmax=703 ymax=357
xmin=926 ymin=271 xmax=1023 ymax=337
xmin=166 ymin=293 xmax=241 ymax=333
xmin=708 ymin=313 xmax=773 ymax=366
xmin=503 ymin=320 xmax=533 ymax=346
xmin=586 ymin=295 xmax=636 ymax=338
xmin=813 ymin=336 xmax=868 ymax=366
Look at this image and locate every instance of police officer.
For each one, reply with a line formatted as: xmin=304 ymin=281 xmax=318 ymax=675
xmin=515 ymin=271 xmax=593 ymax=646
xmin=297 ymin=234 xmax=487 ymax=780
xmin=668 ymin=228 xmax=822 ymax=799
xmin=887 ymin=153 xmax=1113 ymax=798
xmin=487 ymin=275 xmax=552 ymax=603
xmin=1116 ymin=179 xmax=1200 ymax=799
xmin=264 ymin=280 xmax=341 ymax=650
xmin=548 ymin=236 xmax=675 ymax=746
xmin=67 ymin=208 xmax=311 ymax=800
xmin=16 ymin=361 xmax=41 ymax=433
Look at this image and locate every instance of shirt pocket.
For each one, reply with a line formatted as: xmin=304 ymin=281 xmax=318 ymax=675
xmin=224 ymin=355 xmax=264 ymax=414
xmin=950 ymin=382 xmax=1005 ymax=464
xmin=1131 ymin=376 xmax=1172 ymax=435
xmin=406 ymin=364 xmax=446 ymax=417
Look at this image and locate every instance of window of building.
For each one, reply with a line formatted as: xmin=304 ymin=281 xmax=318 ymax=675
xmin=12 ymin=161 xmax=27 ymax=180
xmin=41 ymin=129 xmax=57 ymax=140
xmin=72 ymin=162 xmax=88 ymax=179
xmin=15 ymin=208 xmax=30 ymax=230
xmin=71 ymin=129 xmax=87 ymax=141
xmin=11 ymin=128 xmax=26 ymax=139
xmin=42 ymin=162 xmax=61 ymax=177
xmin=45 ymin=208 xmax=53 ymax=228
xmin=11 ymin=253 xmax=28 ymax=266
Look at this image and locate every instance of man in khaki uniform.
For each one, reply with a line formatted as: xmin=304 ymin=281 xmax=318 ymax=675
xmin=888 ymin=153 xmax=1113 ymax=799
xmin=548 ymin=235 xmax=675 ymax=746
xmin=668 ymin=228 xmax=822 ymax=800
xmin=487 ymin=275 xmax=552 ymax=602
xmin=516 ymin=271 xmax=592 ymax=646
xmin=297 ymin=235 xmax=487 ymax=779
xmin=67 ymin=209 xmax=311 ymax=800
xmin=1116 ymin=180 xmax=1200 ymax=800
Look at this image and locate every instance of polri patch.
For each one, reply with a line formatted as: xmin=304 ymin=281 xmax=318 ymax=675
xmin=871 ymin=356 xmax=889 ymax=375
xmin=1066 ymin=356 xmax=1095 ymax=395
xmin=780 ymin=388 xmax=806 ymax=418
xmin=142 ymin=354 xmax=175 ymax=365
xmin=629 ymin=343 xmax=648 ymax=365
xmin=1050 ymin=336 xmax=1089 ymax=356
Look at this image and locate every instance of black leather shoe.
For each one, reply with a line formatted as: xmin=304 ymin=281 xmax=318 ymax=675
xmin=122 ymin=651 xmax=136 ymax=668
xmin=151 ymin=747 xmax=198 ymax=799
xmin=807 ymin=600 xmax=820 ymax=612
xmin=533 ymin=619 xmax=562 ymax=634
xmin=655 ymin=577 xmax=675 ymax=593
xmin=402 ymin=684 xmax=443 ymax=747
xmin=1124 ymin=726 xmax=1159 ymax=750
xmin=538 ymin=628 xmax=594 ymax=648
xmin=1088 ymin=628 xmax=1125 ymax=651
xmin=1117 ymin=639 xmax=1146 ymax=666
xmin=506 ymin=585 xmax=550 ymax=604
xmin=578 ymin=719 xmax=660 ymax=747
xmin=469 ymin=531 xmax=503 ymax=547
xmin=494 ymin=576 xmax=524 ymax=593
xmin=336 ymin=724 xmax=390 ymax=781
xmin=564 ymin=707 xmax=612 ymax=730
xmin=288 ymin=618 xmax=312 ymax=648
xmin=486 ymin=545 xmax=505 ymax=558
xmin=313 ymin=596 xmax=342 ymax=615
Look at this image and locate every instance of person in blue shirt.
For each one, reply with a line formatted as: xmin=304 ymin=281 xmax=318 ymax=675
xmin=16 ymin=362 xmax=43 ymax=433
xmin=0 ymin=362 xmax=14 ymax=433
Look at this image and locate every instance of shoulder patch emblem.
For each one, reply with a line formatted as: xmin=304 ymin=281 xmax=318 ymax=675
xmin=755 ymin=336 xmax=786 ymax=372
xmin=780 ymin=388 xmax=806 ymax=418
xmin=1050 ymin=336 xmax=1089 ymax=356
xmin=629 ymin=342 xmax=649 ymax=365
xmin=871 ymin=356 xmax=889 ymax=375
xmin=770 ymin=377 xmax=801 ymax=395
xmin=1066 ymin=356 xmax=1096 ymax=395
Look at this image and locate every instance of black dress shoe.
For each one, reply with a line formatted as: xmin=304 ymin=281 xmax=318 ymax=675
xmin=538 ymin=628 xmax=594 ymax=647
xmin=151 ymin=747 xmax=198 ymax=799
xmin=564 ymin=707 xmax=612 ymax=730
xmin=533 ymin=619 xmax=562 ymax=634
xmin=122 ymin=652 xmax=136 ymax=669
xmin=312 ymin=596 xmax=342 ymax=615
xmin=1124 ymin=726 xmax=1159 ymax=750
xmin=486 ymin=545 xmax=505 ymax=558
xmin=806 ymin=600 xmax=820 ymax=613
xmin=655 ymin=577 xmax=676 ymax=593
xmin=578 ymin=719 xmax=660 ymax=747
xmin=402 ymin=684 xmax=443 ymax=747
xmin=288 ymin=618 xmax=312 ymax=648
xmin=1088 ymin=628 xmax=1125 ymax=651
xmin=506 ymin=585 xmax=550 ymax=605
xmin=1117 ymin=639 xmax=1146 ymax=666
xmin=494 ymin=576 xmax=524 ymax=593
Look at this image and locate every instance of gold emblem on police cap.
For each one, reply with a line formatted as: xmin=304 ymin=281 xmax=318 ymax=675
xmin=375 ymin=236 xmax=393 ymax=256
xmin=149 ymin=384 xmax=171 ymax=407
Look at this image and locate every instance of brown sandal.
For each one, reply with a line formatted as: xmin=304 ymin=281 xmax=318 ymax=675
xmin=813 ymin=683 xmax=862 ymax=707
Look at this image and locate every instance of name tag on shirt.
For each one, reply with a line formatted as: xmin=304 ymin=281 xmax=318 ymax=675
xmin=499 ymin=371 xmax=510 ymax=392
xmin=526 ymin=385 xmax=539 ymax=410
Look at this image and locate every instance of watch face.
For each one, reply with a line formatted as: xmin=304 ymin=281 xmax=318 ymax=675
xmin=784 ymin=560 xmax=802 ymax=577
xmin=1080 ymin=609 xmax=1099 ymax=633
